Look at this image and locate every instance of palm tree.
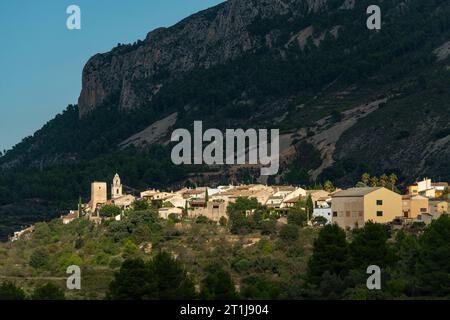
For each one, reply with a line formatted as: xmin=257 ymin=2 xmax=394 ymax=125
xmin=361 ymin=173 xmax=371 ymax=186
xmin=380 ymin=174 xmax=389 ymax=187
xmin=389 ymin=174 xmax=398 ymax=190
xmin=370 ymin=176 xmax=379 ymax=187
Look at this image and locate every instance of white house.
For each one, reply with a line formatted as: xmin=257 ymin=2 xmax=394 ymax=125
xmin=165 ymin=194 xmax=187 ymax=208
xmin=158 ymin=207 xmax=183 ymax=219
xmin=312 ymin=197 xmax=332 ymax=224
xmin=61 ymin=210 xmax=79 ymax=225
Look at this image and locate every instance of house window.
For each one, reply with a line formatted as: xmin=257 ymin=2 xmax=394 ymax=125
xmin=346 ymin=211 xmax=351 ymax=217
xmin=376 ymin=211 xmax=383 ymax=217
xmin=420 ymin=208 xmax=427 ymax=213
xmin=359 ymin=212 xmax=363 ymax=217
xmin=333 ymin=211 xmax=338 ymax=217
xmin=376 ymin=200 xmax=383 ymax=206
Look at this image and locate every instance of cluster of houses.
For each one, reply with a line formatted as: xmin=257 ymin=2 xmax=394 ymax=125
xmin=9 ymin=175 xmax=449 ymax=241
xmin=65 ymin=174 xmax=449 ymax=229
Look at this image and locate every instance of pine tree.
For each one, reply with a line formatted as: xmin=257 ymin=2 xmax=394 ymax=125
xmin=150 ymin=251 xmax=197 ymax=300
xmin=109 ymin=252 xmax=196 ymax=300
xmin=200 ymin=265 xmax=238 ymax=300
xmin=31 ymin=283 xmax=65 ymax=300
xmin=416 ymin=215 xmax=450 ymax=296
xmin=307 ymin=224 xmax=350 ymax=285
xmin=349 ymin=221 xmax=394 ymax=270
xmin=0 ymin=282 xmax=26 ymax=300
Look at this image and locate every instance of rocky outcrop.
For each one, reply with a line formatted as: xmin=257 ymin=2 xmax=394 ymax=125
xmin=434 ymin=40 xmax=450 ymax=61
xmin=78 ymin=0 xmax=329 ymax=117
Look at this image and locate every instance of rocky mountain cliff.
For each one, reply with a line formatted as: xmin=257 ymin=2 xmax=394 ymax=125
xmin=78 ymin=0 xmax=330 ymax=116
xmin=76 ymin=0 xmax=450 ymax=183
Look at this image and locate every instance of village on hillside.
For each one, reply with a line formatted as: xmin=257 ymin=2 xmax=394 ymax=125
xmin=10 ymin=173 xmax=450 ymax=242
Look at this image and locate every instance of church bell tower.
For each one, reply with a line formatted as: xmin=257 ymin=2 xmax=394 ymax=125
xmin=112 ymin=173 xmax=123 ymax=199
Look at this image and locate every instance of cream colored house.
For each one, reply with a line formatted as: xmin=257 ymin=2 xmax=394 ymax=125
xmin=417 ymin=213 xmax=434 ymax=225
xmin=281 ymin=196 xmax=302 ymax=208
xmin=112 ymin=194 xmax=136 ymax=210
xmin=402 ymin=195 xmax=429 ymax=219
xmin=140 ymin=189 xmax=173 ymax=201
xmin=188 ymin=200 xmax=228 ymax=222
xmin=331 ymin=187 xmax=402 ymax=229
xmin=307 ymin=190 xmax=331 ymax=204
xmin=165 ymin=194 xmax=187 ymax=208
xmin=266 ymin=196 xmax=284 ymax=208
xmin=159 ymin=207 xmax=183 ymax=219
xmin=423 ymin=188 xmax=437 ymax=199
xmin=216 ymin=185 xmax=274 ymax=205
xmin=280 ymin=187 xmax=307 ymax=207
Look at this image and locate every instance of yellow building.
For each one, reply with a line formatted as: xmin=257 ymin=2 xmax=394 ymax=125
xmin=402 ymin=195 xmax=429 ymax=219
xmin=407 ymin=179 xmax=449 ymax=199
xmin=331 ymin=187 xmax=402 ymax=229
xmin=408 ymin=185 xmax=419 ymax=196
xmin=432 ymin=182 xmax=449 ymax=198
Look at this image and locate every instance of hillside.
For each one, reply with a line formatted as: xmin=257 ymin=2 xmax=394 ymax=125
xmin=0 ymin=206 xmax=318 ymax=300
xmin=1 ymin=201 xmax=449 ymax=300
xmin=0 ymin=0 xmax=450 ymax=239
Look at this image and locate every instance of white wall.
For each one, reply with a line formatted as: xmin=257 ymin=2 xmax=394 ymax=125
xmin=313 ymin=208 xmax=332 ymax=224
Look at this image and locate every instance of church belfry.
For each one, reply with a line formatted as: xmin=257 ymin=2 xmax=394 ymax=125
xmin=112 ymin=173 xmax=123 ymax=199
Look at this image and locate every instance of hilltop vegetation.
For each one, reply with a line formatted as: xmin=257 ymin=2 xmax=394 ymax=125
xmin=0 ymin=201 xmax=316 ymax=299
xmin=1 ymin=198 xmax=449 ymax=300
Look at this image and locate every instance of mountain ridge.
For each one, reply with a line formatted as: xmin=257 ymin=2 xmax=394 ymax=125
xmin=78 ymin=0 xmax=335 ymax=116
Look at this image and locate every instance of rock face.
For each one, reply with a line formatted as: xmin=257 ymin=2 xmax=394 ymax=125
xmin=78 ymin=0 xmax=328 ymax=117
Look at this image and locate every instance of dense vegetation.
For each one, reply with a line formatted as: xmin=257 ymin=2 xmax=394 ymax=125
xmin=0 ymin=197 xmax=449 ymax=300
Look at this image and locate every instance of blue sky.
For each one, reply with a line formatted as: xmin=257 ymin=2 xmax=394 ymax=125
xmin=0 ymin=0 xmax=225 ymax=152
